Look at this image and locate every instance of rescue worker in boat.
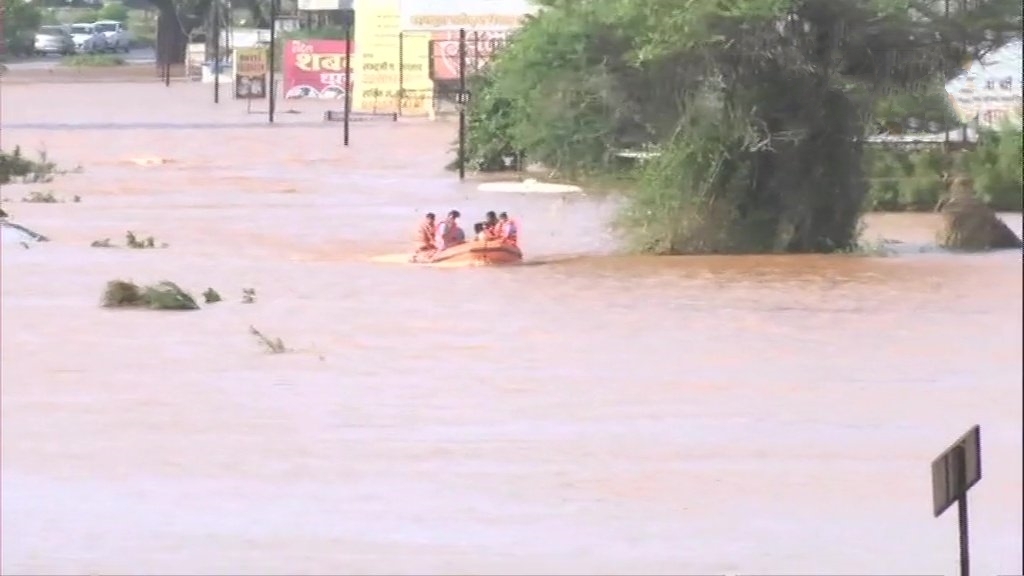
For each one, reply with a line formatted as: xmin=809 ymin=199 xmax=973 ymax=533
xmin=473 ymin=222 xmax=489 ymax=241
xmin=435 ymin=210 xmax=465 ymax=251
xmin=496 ymin=212 xmax=518 ymax=246
xmin=415 ymin=212 xmax=436 ymax=253
xmin=483 ymin=211 xmax=500 ymax=237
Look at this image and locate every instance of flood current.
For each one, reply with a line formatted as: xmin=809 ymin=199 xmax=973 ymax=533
xmin=1 ymin=81 xmax=1022 ymax=575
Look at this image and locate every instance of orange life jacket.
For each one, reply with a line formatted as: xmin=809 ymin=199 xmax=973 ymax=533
xmin=413 ymin=219 xmax=434 ymax=249
xmin=484 ymin=220 xmax=500 ymax=240
xmin=487 ymin=219 xmax=503 ymax=237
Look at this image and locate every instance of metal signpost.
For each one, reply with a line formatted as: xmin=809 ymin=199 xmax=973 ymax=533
xmin=268 ymin=0 xmax=278 ymax=124
xmin=931 ymin=424 xmax=981 ymax=576
xmin=156 ymin=15 xmax=171 ymax=86
xmin=457 ymin=27 xmax=468 ymax=181
xmin=212 ymin=0 xmax=221 ymax=103
xmin=343 ymin=20 xmax=352 ymax=146
xmin=162 ymin=19 xmax=171 ymax=88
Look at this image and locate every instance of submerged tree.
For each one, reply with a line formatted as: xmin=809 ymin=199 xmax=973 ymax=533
xmin=458 ymin=0 xmax=1021 ymax=253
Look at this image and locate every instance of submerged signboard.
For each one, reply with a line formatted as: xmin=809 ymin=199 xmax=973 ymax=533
xmin=233 ymin=47 xmax=268 ymax=99
xmin=283 ymin=39 xmax=353 ymax=99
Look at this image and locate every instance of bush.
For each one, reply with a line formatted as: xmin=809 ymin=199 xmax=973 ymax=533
xmin=864 ymin=128 xmax=1023 ymax=213
xmin=864 ymin=149 xmax=905 ymax=211
xmin=127 ymin=10 xmax=156 ymax=48
xmin=102 ymin=280 xmax=199 ymax=310
xmin=202 ymin=288 xmax=222 ymax=303
xmin=962 ymin=127 xmax=1023 ymax=212
xmin=446 ymin=70 xmax=520 ymax=172
xmin=0 ymin=147 xmax=58 ymax=184
xmin=61 ymin=54 xmax=126 ymax=67
xmin=21 ymin=191 xmax=60 ymax=203
xmin=76 ymin=8 xmax=101 ymax=22
xmin=2 ymin=0 xmax=42 ymax=57
xmin=249 ymin=326 xmax=287 ymax=353
xmin=97 ymin=2 xmax=129 ymax=21
xmin=897 ymin=149 xmax=946 ymax=211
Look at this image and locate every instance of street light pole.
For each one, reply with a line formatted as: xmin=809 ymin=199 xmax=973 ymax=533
xmin=343 ymin=18 xmax=352 ymax=145
xmin=458 ymin=27 xmax=467 ymax=181
xmin=212 ymin=0 xmax=220 ymax=103
xmin=268 ymin=0 xmax=277 ymax=124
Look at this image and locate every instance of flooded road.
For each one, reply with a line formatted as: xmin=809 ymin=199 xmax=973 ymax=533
xmin=2 ymin=82 xmax=1022 ymax=575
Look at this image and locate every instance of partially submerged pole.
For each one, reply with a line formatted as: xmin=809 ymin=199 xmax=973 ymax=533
xmin=458 ymin=27 xmax=467 ymax=181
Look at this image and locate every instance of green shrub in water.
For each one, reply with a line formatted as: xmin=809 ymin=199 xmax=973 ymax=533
xmin=249 ymin=326 xmax=287 ymax=353
xmin=102 ymin=280 xmax=199 ymax=310
xmin=20 ymin=191 xmax=60 ymax=203
xmin=0 ymin=147 xmax=58 ymax=184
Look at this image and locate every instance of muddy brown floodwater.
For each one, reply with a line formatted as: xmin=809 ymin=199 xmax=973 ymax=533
xmin=1 ymin=81 xmax=1022 ymax=576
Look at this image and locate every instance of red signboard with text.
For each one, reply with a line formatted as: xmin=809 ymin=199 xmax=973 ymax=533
xmin=283 ymin=39 xmax=354 ymax=99
xmin=430 ymin=30 xmax=510 ymax=81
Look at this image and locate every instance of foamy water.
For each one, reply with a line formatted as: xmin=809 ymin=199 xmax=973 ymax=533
xmin=1 ymin=81 xmax=1022 ymax=575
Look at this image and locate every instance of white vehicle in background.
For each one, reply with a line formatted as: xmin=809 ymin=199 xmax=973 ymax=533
xmin=34 ymin=25 xmax=76 ymax=56
xmin=69 ymin=23 xmax=108 ymax=54
xmin=94 ymin=20 xmax=132 ymax=53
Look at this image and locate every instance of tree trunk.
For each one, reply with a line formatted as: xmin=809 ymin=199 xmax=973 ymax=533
xmin=150 ymin=0 xmax=189 ymax=65
xmin=156 ymin=13 xmax=188 ymax=65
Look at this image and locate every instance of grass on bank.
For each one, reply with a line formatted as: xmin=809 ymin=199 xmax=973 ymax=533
xmin=61 ymin=54 xmax=126 ymax=67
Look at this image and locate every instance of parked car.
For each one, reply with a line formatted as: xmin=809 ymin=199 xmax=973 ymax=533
xmin=93 ymin=20 xmax=133 ymax=53
xmin=34 ymin=26 xmax=76 ymax=56
xmin=69 ymin=23 xmax=108 ymax=54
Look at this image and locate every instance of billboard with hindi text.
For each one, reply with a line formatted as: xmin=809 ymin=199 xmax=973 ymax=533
xmin=429 ymin=29 xmax=511 ymax=81
xmin=283 ymin=39 xmax=354 ymax=100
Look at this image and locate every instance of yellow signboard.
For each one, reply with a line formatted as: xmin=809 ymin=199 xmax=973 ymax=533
xmin=233 ymin=47 xmax=269 ymax=99
xmin=235 ymin=47 xmax=268 ymax=75
xmin=407 ymin=13 xmax=525 ymax=30
xmin=352 ymin=0 xmax=402 ymax=114
xmin=398 ymin=31 xmax=434 ymax=116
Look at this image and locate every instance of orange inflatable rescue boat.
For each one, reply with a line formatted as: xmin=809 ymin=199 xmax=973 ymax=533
xmin=412 ymin=239 xmax=523 ymax=266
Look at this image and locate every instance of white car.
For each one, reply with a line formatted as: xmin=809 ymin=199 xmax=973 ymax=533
xmin=93 ymin=20 xmax=132 ymax=53
xmin=69 ymin=23 xmax=108 ymax=54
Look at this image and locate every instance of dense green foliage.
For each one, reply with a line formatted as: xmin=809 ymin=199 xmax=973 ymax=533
xmin=2 ymin=0 xmax=43 ymax=56
xmin=0 ymin=147 xmax=57 ymax=184
xmin=61 ymin=54 xmax=127 ymax=66
xmin=102 ymin=280 xmax=200 ymax=310
xmin=962 ymin=127 xmax=1024 ymax=211
xmin=457 ymin=0 xmax=1021 ymax=253
xmin=865 ymin=129 xmax=1023 ymax=213
xmin=98 ymin=2 xmax=130 ymax=21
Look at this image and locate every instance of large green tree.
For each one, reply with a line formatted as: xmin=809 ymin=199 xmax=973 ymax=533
xmin=458 ymin=0 xmax=1021 ymax=253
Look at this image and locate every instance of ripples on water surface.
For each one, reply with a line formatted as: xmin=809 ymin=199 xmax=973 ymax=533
xmin=2 ymin=82 xmax=1022 ymax=575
